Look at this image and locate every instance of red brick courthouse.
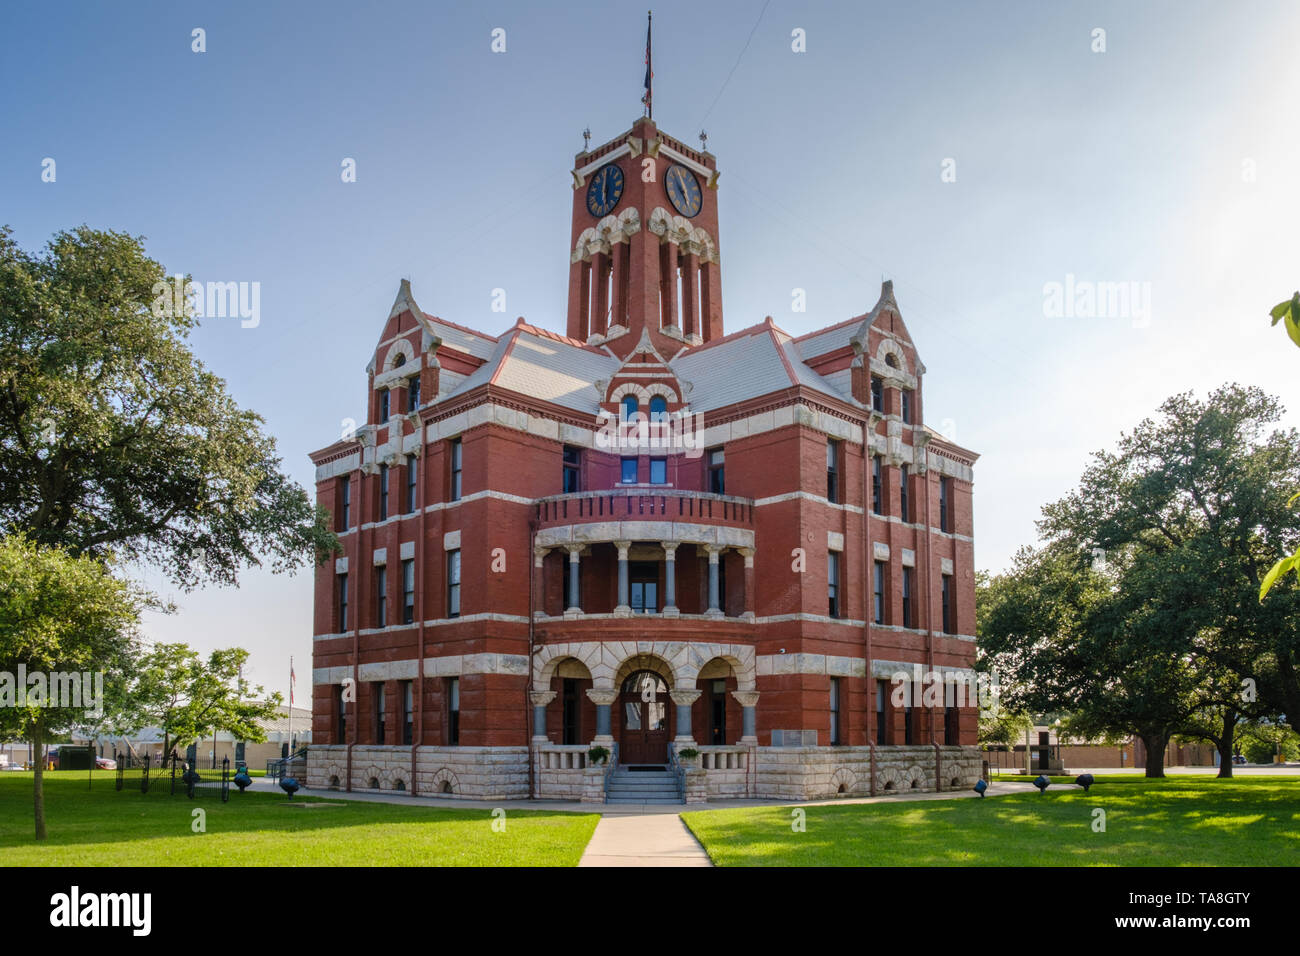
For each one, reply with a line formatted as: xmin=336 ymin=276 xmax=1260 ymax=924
xmin=307 ymin=117 xmax=981 ymax=803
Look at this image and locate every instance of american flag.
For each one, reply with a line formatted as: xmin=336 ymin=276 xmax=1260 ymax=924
xmin=642 ymin=12 xmax=653 ymax=118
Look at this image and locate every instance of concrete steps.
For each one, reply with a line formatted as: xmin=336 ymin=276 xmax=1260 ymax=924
xmin=605 ymin=767 xmax=682 ymax=804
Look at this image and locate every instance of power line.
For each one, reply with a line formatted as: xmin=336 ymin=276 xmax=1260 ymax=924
xmin=696 ymin=0 xmax=772 ymax=130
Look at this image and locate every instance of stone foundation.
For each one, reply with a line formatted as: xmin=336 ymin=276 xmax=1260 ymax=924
xmin=306 ymin=744 xmax=980 ymax=802
xmin=307 ymin=744 xmax=529 ymax=799
xmin=752 ymin=745 xmax=981 ymax=800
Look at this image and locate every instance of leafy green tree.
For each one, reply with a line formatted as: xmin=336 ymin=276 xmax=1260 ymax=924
xmin=1040 ymin=384 xmax=1300 ymax=735
xmin=1238 ymin=719 xmax=1299 ymax=764
xmin=0 ymin=225 xmax=335 ymax=588
xmin=0 ymin=535 xmax=145 ymax=839
xmin=119 ymin=643 xmax=282 ymax=760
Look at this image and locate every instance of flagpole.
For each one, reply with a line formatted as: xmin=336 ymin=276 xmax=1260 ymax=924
xmin=287 ymin=655 xmax=293 ymax=758
xmin=644 ymin=10 xmax=653 ymax=120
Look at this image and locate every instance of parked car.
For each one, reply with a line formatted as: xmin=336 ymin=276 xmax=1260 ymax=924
xmin=95 ymin=757 xmax=116 ymax=770
xmin=1232 ymin=753 xmax=1247 ymax=764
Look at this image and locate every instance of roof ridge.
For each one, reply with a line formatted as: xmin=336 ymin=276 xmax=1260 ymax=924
xmin=423 ymin=312 xmax=500 ymax=343
xmin=677 ymin=319 xmax=772 ymax=356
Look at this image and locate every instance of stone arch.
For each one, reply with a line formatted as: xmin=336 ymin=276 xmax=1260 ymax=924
xmin=830 ymin=767 xmax=857 ymax=795
xmin=874 ymin=339 xmax=908 ymax=375
xmin=533 ymin=643 xmax=603 ymax=691
xmin=429 ymin=768 xmax=460 ymax=795
xmin=362 ymin=765 xmax=387 ymax=790
xmin=677 ymin=643 xmax=756 ymax=691
xmin=324 ymin=762 xmax=345 ymax=790
xmin=613 ymin=652 xmax=676 ymax=691
xmin=608 ymin=382 xmax=652 ymax=406
xmin=384 ymin=342 xmax=415 ymax=372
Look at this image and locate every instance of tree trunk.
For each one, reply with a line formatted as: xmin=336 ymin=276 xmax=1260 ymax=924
xmin=1140 ymin=732 xmax=1167 ymax=778
xmin=1215 ymin=710 xmax=1238 ymax=779
xmin=31 ymin=728 xmax=46 ymax=841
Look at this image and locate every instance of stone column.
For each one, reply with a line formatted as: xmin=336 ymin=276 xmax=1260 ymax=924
xmin=662 ymin=541 xmax=680 ymax=617
xmin=586 ymin=688 xmax=617 ymax=747
xmin=670 ymin=689 xmax=701 ymax=744
xmin=705 ymin=545 xmax=724 ymax=618
xmin=530 ymin=690 xmax=556 ymax=742
xmin=614 ymin=539 xmax=632 ymax=616
xmin=732 ymin=691 xmax=760 ymax=743
xmin=738 ymin=547 xmax=755 ymax=620
xmin=564 ymin=546 xmax=583 ymax=616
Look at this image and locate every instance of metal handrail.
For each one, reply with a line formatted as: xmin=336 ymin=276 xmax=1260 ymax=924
xmin=602 ymin=742 xmax=619 ymax=803
xmin=267 ymin=747 xmax=309 ymax=782
xmin=665 ymin=745 xmax=686 ymax=801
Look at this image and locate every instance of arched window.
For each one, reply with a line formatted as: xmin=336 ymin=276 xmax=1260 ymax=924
xmin=649 ymin=395 xmax=668 ymax=421
xmin=621 ymin=395 xmax=639 ymax=420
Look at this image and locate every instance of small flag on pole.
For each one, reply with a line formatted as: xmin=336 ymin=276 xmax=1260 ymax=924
xmin=642 ymin=11 xmax=653 ymax=119
xmin=289 ymin=657 xmax=295 ymax=707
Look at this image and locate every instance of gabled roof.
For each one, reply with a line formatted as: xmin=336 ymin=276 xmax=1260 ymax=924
xmin=439 ymin=320 xmax=621 ymax=413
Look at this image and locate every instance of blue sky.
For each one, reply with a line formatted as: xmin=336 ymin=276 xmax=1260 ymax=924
xmin=3 ymin=1 xmax=1298 ymax=699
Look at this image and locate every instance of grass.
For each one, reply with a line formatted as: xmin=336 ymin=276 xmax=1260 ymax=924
xmin=682 ymin=776 xmax=1300 ymax=866
xmin=0 ymin=772 xmax=598 ymax=866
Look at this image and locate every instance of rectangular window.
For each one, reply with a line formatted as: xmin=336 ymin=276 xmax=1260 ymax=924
xmin=830 ymin=677 xmax=843 ymax=745
xmin=380 ymin=388 xmax=390 ymax=420
xmin=707 ymin=447 xmax=725 ymax=494
xmin=826 ymin=439 xmax=840 ymax=503
xmin=899 ymin=465 xmax=910 ymax=523
xmin=630 ymin=562 xmax=659 ymax=614
xmin=902 ymin=566 xmax=914 ymax=628
xmin=901 ymin=389 xmax=912 ymax=424
xmin=620 ymin=457 xmax=638 ymax=484
xmin=446 ymin=549 xmax=461 ymax=618
xmin=401 ymin=680 xmax=414 ymax=745
xmin=449 ymin=439 xmax=462 ymax=502
xmin=827 ymin=551 xmax=841 ymax=618
xmin=408 ymin=375 xmax=421 ymax=413
xmin=379 ymin=464 xmax=390 ymax=521
xmin=374 ymin=566 xmax=387 ymax=628
xmin=337 ymin=573 xmax=349 ymax=632
xmin=406 ymin=454 xmax=418 ymax=513
xmin=871 ymin=456 xmax=883 ymax=515
xmin=562 ymin=678 xmax=580 ymax=745
xmin=649 ymin=457 xmax=667 ymax=485
xmin=373 ymin=683 xmax=386 ymax=745
xmin=402 ymin=559 xmax=415 ymax=626
xmin=446 ymin=677 xmax=460 ymax=746
xmin=337 ymin=477 xmax=351 ymax=531
xmin=939 ymin=477 xmax=952 ymax=533
xmin=871 ymin=376 xmax=883 ymax=413
xmin=875 ymin=683 xmax=887 ymax=745
xmin=944 ymin=684 xmax=959 ymax=746
xmin=562 ymin=445 xmax=582 ymax=493
xmin=336 ymin=684 xmax=348 ymax=743
xmin=941 ymin=573 xmax=953 ymax=634
xmin=873 ymin=560 xmax=885 ymax=625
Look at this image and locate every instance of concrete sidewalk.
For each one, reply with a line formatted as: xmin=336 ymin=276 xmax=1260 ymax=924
xmin=579 ymin=813 xmax=711 ymax=867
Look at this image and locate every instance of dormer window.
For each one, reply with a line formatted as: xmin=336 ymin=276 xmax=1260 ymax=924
xmin=621 ymin=395 xmax=639 ymax=420
xmin=649 ymin=395 xmax=668 ymax=422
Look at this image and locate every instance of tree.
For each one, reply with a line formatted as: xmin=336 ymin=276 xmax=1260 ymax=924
xmin=1040 ymin=385 xmax=1300 ymax=735
xmin=1238 ymin=718 xmax=1299 ymax=764
xmin=0 ymin=225 xmax=335 ymax=588
xmin=0 ymin=535 xmax=145 ymax=839
xmin=120 ymin=643 xmax=282 ymax=760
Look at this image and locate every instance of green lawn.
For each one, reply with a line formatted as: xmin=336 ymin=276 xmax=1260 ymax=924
xmin=682 ymin=776 xmax=1300 ymax=866
xmin=0 ymin=772 xmax=598 ymax=866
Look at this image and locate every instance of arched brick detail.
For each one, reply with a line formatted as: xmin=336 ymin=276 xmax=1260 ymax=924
xmin=534 ymin=640 xmax=755 ymax=692
xmin=430 ymin=768 xmax=460 ymax=794
xmin=830 ymin=767 xmax=857 ymax=794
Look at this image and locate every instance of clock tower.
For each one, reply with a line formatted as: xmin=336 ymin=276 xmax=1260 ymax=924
xmin=565 ymin=116 xmax=723 ymax=359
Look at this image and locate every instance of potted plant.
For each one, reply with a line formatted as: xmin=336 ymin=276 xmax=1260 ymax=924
xmin=587 ymin=745 xmax=610 ymax=766
xmin=677 ymin=747 xmax=700 ymax=768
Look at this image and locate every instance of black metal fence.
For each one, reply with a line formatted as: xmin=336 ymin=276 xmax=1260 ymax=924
xmin=114 ymin=752 xmax=229 ymax=802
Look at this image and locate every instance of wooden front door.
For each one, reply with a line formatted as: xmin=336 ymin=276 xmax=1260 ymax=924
xmin=620 ymin=671 xmax=670 ymax=764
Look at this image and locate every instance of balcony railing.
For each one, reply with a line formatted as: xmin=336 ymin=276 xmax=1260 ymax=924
xmin=536 ymin=489 xmax=754 ymax=528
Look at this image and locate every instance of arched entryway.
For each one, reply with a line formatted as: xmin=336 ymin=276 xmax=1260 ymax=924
xmin=620 ymin=670 xmax=670 ymax=765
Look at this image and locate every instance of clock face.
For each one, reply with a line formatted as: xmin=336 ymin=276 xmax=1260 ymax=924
xmin=665 ymin=164 xmax=702 ymax=218
xmin=586 ymin=163 xmax=624 ymax=217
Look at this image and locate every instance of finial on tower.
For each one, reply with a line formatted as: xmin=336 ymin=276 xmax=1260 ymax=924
xmin=582 ymin=127 xmax=591 ymax=151
xmin=699 ymin=129 xmax=708 ymax=151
